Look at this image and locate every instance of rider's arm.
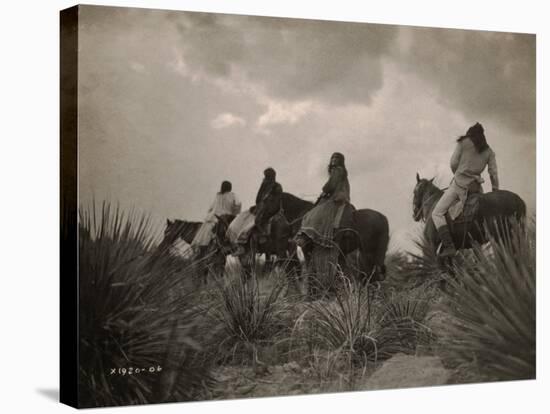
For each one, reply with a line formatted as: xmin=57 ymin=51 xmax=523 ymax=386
xmin=232 ymin=194 xmax=242 ymax=215
xmin=450 ymin=142 xmax=462 ymax=174
xmin=322 ymin=167 xmax=343 ymax=196
xmin=255 ymin=181 xmax=266 ymax=205
xmin=488 ymin=149 xmax=499 ymax=191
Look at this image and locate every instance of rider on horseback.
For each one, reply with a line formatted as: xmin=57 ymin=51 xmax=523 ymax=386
xmin=254 ymin=167 xmax=283 ymax=237
xmin=191 ymin=180 xmax=241 ymax=255
xmin=432 ymin=122 xmax=499 ymax=258
xmin=232 ymin=168 xmax=283 ymax=255
xmin=295 ymin=152 xmax=351 ymax=249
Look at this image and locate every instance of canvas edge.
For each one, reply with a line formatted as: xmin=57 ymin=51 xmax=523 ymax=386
xmin=60 ymin=4 xmax=80 ymax=409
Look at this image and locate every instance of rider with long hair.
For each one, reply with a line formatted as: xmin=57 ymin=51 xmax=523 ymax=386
xmin=296 ymin=152 xmax=351 ymax=249
xmin=432 ymin=122 xmax=499 ymax=257
xmin=191 ymin=180 xmax=241 ymax=253
xmin=254 ymin=167 xmax=283 ymax=235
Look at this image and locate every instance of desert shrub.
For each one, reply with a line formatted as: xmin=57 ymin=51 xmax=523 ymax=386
xmin=78 ymin=203 xmax=213 ymax=407
xmin=376 ymin=288 xmax=436 ymax=358
xmin=299 ymin=271 xmax=437 ymax=372
xmin=441 ymin=219 xmax=535 ymax=381
xmin=302 ymin=275 xmax=378 ymax=367
xmin=207 ymin=266 xmax=291 ymax=363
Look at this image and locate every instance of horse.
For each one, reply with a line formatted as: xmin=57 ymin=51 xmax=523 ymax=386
xmin=159 ymin=218 xmax=231 ymax=284
xmin=412 ymin=173 xmax=526 ymax=257
xmin=212 ymin=193 xmax=312 ymax=276
xmin=297 ymin=207 xmax=390 ymax=295
xmin=212 ymin=209 xmax=296 ymax=276
xmin=158 ymin=219 xmax=202 ymax=255
xmin=253 ymin=192 xmax=389 ymax=291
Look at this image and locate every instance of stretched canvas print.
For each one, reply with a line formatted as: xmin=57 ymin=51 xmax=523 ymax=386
xmin=60 ymin=4 xmax=536 ymax=408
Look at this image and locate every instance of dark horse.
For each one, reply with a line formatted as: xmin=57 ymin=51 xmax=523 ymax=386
xmin=241 ymin=192 xmax=389 ymax=286
xmin=158 ymin=219 xmax=202 ymax=254
xmin=412 ymin=173 xmax=526 ymax=255
xmin=211 ymin=193 xmax=389 ymax=290
xmin=210 ymin=193 xmax=313 ymax=274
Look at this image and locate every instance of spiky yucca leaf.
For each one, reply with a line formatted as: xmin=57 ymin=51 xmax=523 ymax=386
xmin=442 ymin=219 xmax=535 ymax=381
xmin=78 ymin=202 xmax=212 ymax=407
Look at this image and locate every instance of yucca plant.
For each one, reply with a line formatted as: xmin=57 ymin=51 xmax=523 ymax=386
xmin=303 ymin=275 xmax=378 ymax=366
xmin=441 ymin=218 xmax=535 ymax=381
xmin=208 ymin=266 xmax=290 ymax=363
xmin=376 ymin=288 xmax=435 ymax=358
xmin=78 ymin=202 xmax=213 ymax=407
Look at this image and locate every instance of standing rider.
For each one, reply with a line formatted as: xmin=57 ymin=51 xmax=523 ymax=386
xmin=295 ymin=152 xmax=351 ymax=249
xmin=432 ymin=122 xmax=499 ymax=258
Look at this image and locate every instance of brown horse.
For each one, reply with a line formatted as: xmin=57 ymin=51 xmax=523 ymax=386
xmin=412 ymin=173 xmax=526 ymax=254
xmin=269 ymin=193 xmax=390 ymax=287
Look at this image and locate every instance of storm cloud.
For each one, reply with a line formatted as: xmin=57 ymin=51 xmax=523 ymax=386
xmin=77 ymin=6 xmax=536 ymax=251
xmin=172 ymin=12 xmax=398 ymax=106
xmin=401 ymin=27 xmax=535 ymax=135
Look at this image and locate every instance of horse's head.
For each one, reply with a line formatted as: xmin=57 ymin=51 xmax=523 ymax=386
xmin=163 ymin=219 xmax=180 ymax=244
xmin=413 ymin=173 xmax=435 ymax=222
xmin=163 ymin=219 xmax=202 ymax=245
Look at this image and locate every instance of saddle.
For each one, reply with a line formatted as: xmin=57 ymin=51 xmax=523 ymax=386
xmin=334 ymin=203 xmax=356 ymax=232
xmin=445 ymin=191 xmax=481 ymax=226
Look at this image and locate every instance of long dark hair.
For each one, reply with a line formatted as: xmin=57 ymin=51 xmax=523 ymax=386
xmin=458 ymin=122 xmax=489 ymax=153
xmin=328 ymin=152 xmax=348 ymax=177
xmin=220 ymin=180 xmax=232 ymax=194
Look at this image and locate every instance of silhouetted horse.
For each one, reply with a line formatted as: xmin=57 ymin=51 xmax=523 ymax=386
xmin=412 ymin=173 xmax=526 ymax=256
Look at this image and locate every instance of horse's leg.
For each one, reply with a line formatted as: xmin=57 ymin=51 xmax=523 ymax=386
xmin=284 ymin=241 xmax=302 ymax=298
xmin=298 ymin=244 xmax=317 ymax=300
xmin=244 ymin=236 xmax=257 ymax=281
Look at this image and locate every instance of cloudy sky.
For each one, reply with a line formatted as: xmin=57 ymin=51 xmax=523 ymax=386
xmin=77 ymin=5 xmax=536 ymax=251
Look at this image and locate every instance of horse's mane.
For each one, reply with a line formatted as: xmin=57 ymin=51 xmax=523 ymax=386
xmin=418 ymin=180 xmax=444 ymax=218
xmin=424 ymin=181 xmax=444 ymax=196
xmin=281 ymin=192 xmax=314 ymax=222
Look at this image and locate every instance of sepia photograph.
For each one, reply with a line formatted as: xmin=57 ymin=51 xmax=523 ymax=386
xmin=59 ymin=3 xmax=535 ymax=409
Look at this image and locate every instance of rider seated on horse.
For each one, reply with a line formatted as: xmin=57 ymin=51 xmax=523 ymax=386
xmin=190 ymin=180 xmax=241 ymax=256
xmin=233 ymin=168 xmax=283 ymax=255
xmin=254 ymin=167 xmax=283 ymax=236
xmin=432 ymin=122 xmax=499 ymax=258
xmin=295 ymin=152 xmax=351 ymax=250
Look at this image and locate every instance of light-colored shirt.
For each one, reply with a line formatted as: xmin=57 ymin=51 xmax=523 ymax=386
xmin=450 ymin=138 xmax=499 ymax=191
xmin=205 ymin=192 xmax=241 ymax=222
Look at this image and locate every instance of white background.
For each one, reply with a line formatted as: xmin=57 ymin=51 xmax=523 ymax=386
xmin=0 ymin=0 xmax=547 ymax=412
